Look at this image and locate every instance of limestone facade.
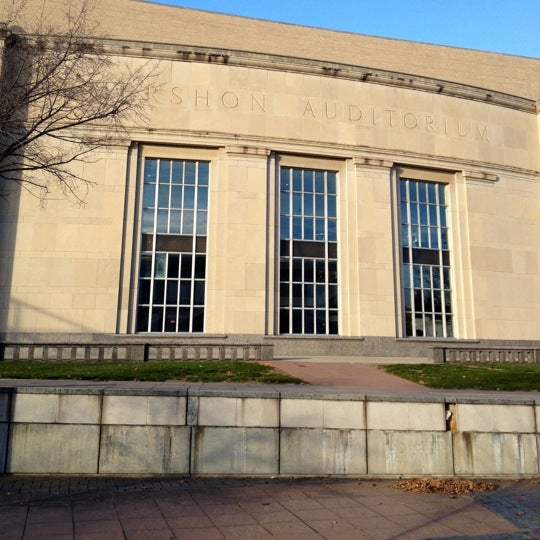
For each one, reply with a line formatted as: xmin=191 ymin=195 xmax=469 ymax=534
xmin=0 ymin=0 xmax=539 ymax=354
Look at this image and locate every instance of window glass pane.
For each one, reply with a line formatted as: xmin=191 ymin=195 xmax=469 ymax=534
xmin=438 ymin=184 xmax=445 ymax=204
xmin=292 ymin=169 xmax=302 ymax=191
xmin=171 ymin=186 xmax=182 ymax=209
xmin=304 ymin=259 xmax=314 ymax=283
xmin=418 ymin=183 xmax=427 ymax=203
xmin=304 ymin=218 xmax=313 ymax=240
xmin=315 ymin=196 xmax=325 ymax=217
xmin=195 ymin=255 xmax=206 ymax=279
xmin=156 ymin=210 xmax=168 ymax=233
xmin=139 ymin=280 xmax=151 ymax=304
xmin=171 ymin=161 xmax=183 ymax=184
xmin=316 ymin=310 xmax=326 ymax=333
xmin=304 ymin=310 xmax=314 ymax=333
xmin=327 ymin=196 xmax=336 ymax=218
xmin=180 ymin=281 xmax=191 ymax=304
xmin=315 ymin=172 xmax=324 ymax=193
xmin=198 ymin=162 xmax=209 ymax=185
xmin=140 ymin=255 xmax=152 ymax=278
xmin=178 ymin=308 xmax=190 ymax=331
xmin=329 ymin=285 xmax=338 ymax=309
xmin=280 ymin=169 xmax=290 ymax=191
xmin=196 ymin=211 xmax=207 ymax=235
xmin=158 ymin=184 xmax=169 ymax=208
xmin=315 ymin=219 xmax=325 ymax=241
xmin=327 ymin=173 xmax=336 ymax=195
xmin=185 ymin=162 xmax=196 ymax=184
xmin=280 ymin=258 xmax=290 ymax=282
xmin=280 ymin=284 xmax=289 ymax=307
xmin=280 ymin=193 xmax=290 ymax=215
xmin=169 ymin=211 xmax=181 ymax=234
xmin=164 ymin=308 xmax=177 ymax=332
xmin=399 ymin=180 xmax=407 ymax=202
xmin=328 ymin=220 xmax=337 ymax=241
xmin=159 ymin=160 xmax=170 ymax=184
xmin=151 ymin=309 xmax=163 ymax=332
xmin=166 ymin=281 xmax=178 ymax=304
xmin=154 ymin=254 xmax=166 ymax=278
xmin=280 ymin=216 xmax=289 ymax=240
xmin=145 ymin=159 xmax=157 ymax=182
xmin=316 ymin=285 xmax=326 ymax=307
xmin=329 ymin=311 xmax=338 ymax=334
xmin=137 ymin=306 xmax=149 ymax=332
xmin=304 ymin=284 xmax=314 ymax=307
xmin=428 ymin=183 xmax=436 ymax=203
xmin=328 ymin=260 xmax=337 ymax=283
xmin=292 ymin=259 xmax=302 ymax=281
xmin=292 ymin=284 xmax=302 ymax=307
xmin=293 ymin=193 xmax=302 ymax=215
xmin=292 ymin=217 xmax=302 ymax=239
xmin=181 ymin=255 xmax=192 ymax=278
xmin=303 ymin=194 xmax=313 ymax=216
xmin=143 ymin=183 xmax=156 ymax=208
xmin=279 ymin=309 xmax=289 ymax=334
xmin=142 ymin=209 xmax=154 ymax=233
xmin=292 ymin=310 xmax=302 ymax=333
xmin=182 ymin=210 xmax=194 ymax=234
xmin=304 ymin=171 xmax=313 ymax=192
xmin=168 ymin=254 xmax=179 ymax=278
xmin=194 ymin=281 xmax=205 ymax=305
xmin=430 ymin=227 xmax=438 ymax=249
xmin=184 ymin=186 xmax=195 ymax=209
xmin=192 ymin=308 xmax=204 ymax=332
xmin=153 ymin=280 xmax=165 ymax=304
xmin=316 ymin=260 xmax=325 ymax=282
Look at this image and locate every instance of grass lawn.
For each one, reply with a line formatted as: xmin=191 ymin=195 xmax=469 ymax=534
xmin=382 ymin=363 xmax=540 ymax=391
xmin=0 ymin=361 xmax=304 ymax=384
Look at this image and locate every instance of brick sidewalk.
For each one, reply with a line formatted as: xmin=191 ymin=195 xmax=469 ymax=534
xmin=0 ymin=476 xmax=538 ymax=539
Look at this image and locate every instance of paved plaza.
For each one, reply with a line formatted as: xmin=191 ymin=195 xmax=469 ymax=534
xmin=1 ymin=361 xmax=539 ymax=539
xmin=0 ymin=475 xmax=539 ymax=539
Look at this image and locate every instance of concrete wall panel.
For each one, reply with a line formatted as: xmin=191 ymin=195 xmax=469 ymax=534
xmin=99 ymin=425 xmax=190 ymax=474
xmin=8 ymin=424 xmax=100 ymax=474
xmin=281 ymin=399 xmax=365 ymax=429
xmin=456 ymin=404 xmax=535 ymax=433
xmin=453 ymin=432 xmax=539 ymax=475
xmin=366 ymin=401 xmax=446 ymax=431
xmin=367 ymin=431 xmax=453 ymax=475
xmin=280 ymin=428 xmax=366 ymax=475
xmin=198 ymin=397 xmax=279 ymax=427
xmin=191 ymin=427 xmax=279 ymax=474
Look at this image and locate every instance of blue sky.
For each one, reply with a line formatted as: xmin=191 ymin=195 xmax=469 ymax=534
xmin=147 ymin=0 xmax=540 ymax=58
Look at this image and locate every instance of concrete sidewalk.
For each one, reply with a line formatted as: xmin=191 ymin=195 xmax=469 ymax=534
xmin=265 ymin=358 xmax=426 ymax=390
xmin=0 ymin=475 xmax=539 ymax=539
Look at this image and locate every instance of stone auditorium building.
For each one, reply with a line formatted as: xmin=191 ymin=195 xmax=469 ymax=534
xmin=1 ymin=0 xmax=539 ymax=360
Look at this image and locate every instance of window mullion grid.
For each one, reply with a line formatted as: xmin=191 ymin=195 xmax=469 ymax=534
xmin=148 ymin=159 xmax=160 ymax=333
xmin=287 ymin=182 xmax=293 ymax=334
xmin=324 ymin=171 xmax=330 ymax=335
xmin=404 ymin=180 xmax=414 ymax=336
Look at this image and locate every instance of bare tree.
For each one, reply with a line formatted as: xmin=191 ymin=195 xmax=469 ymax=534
xmin=0 ymin=0 xmax=157 ymax=201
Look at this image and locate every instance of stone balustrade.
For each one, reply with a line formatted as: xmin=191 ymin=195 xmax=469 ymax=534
xmin=432 ymin=347 xmax=539 ymax=364
xmin=0 ymin=343 xmax=273 ymax=362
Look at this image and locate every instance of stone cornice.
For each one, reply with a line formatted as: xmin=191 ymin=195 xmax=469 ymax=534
xmin=101 ymin=39 xmax=536 ymax=114
xmin=15 ymin=31 xmax=536 ymax=114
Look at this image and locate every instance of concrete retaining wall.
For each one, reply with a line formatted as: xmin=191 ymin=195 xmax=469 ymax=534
xmin=1 ymin=385 xmax=539 ymax=477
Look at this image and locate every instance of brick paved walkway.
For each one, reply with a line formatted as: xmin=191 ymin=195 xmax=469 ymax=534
xmin=0 ymin=476 xmax=538 ymax=539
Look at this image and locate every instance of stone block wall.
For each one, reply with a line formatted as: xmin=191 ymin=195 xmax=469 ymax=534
xmin=0 ymin=385 xmax=539 ymax=477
